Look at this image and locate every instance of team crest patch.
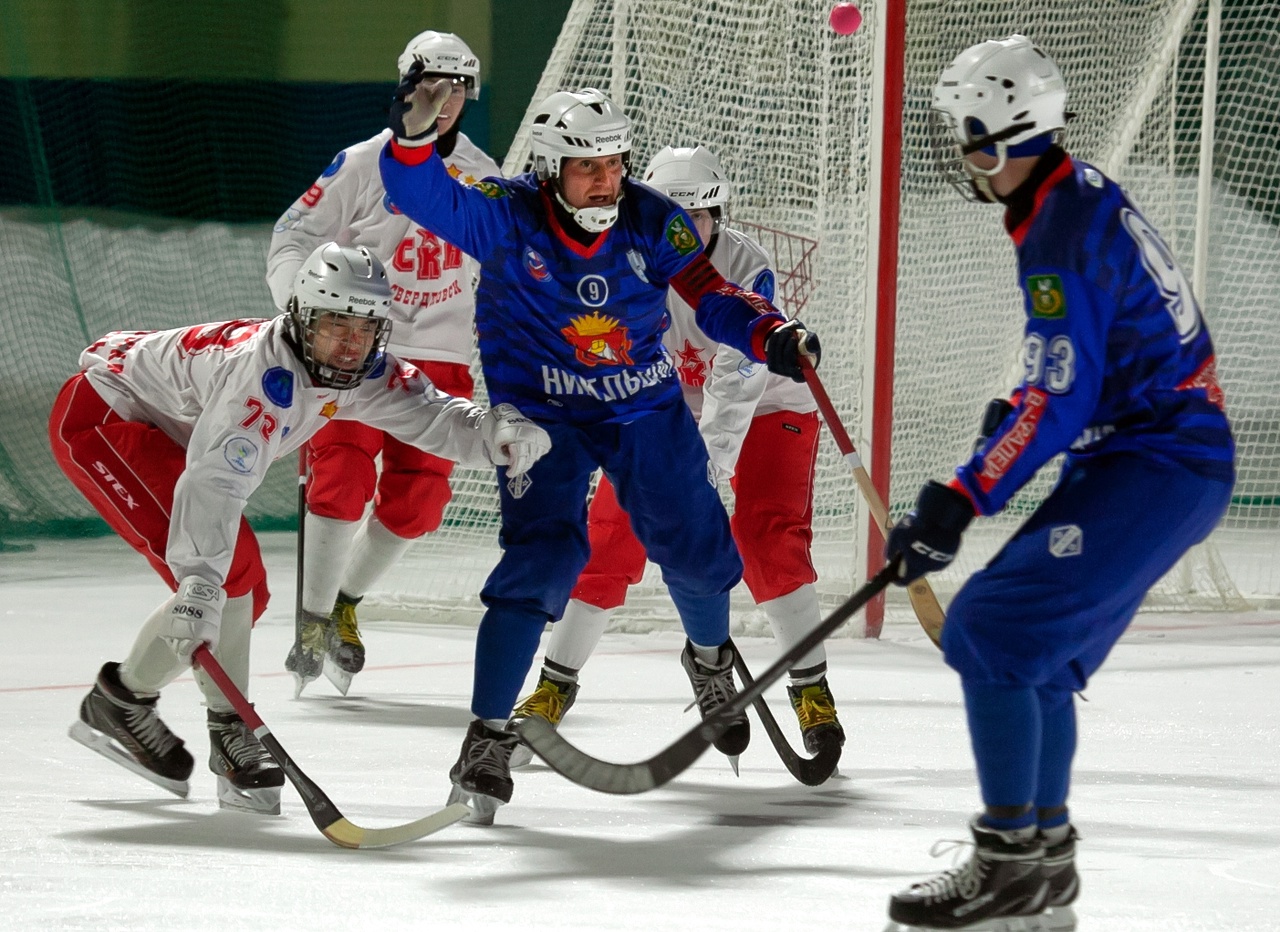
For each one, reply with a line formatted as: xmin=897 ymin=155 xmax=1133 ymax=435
xmin=506 ymin=471 xmax=531 ymax=499
xmin=223 ymin=437 xmax=259 ymax=474
xmin=321 ymin=151 xmax=346 ymax=178
xmin=382 ymin=192 xmax=402 ymax=215
xmin=627 ymin=249 xmax=649 ymax=284
xmin=261 ymin=367 xmax=293 ymax=408
xmin=665 ymin=215 xmax=700 ymax=256
xmin=1028 ymin=274 xmax=1067 ymax=318
xmin=752 ymin=269 xmax=776 ymax=303
xmin=473 ymin=180 xmax=508 ymax=199
xmin=1048 ymin=524 xmax=1083 ymax=558
xmin=524 ymin=247 xmax=550 ymax=282
xmin=561 ymin=310 xmax=634 ymax=366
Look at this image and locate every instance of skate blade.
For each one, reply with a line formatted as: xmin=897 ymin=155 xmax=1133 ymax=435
xmin=322 ymin=657 xmax=353 ymax=696
xmin=727 ymin=754 xmax=740 ymax=777
xmin=1042 ymin=906 xmax=1077 ymax=931
xmin=446 ymin=783 xmax=504 ymax=826
xmin=216 ymin=776 xmax=281 ymax=815
xmin=290 ymin=670 xmax=321 ymax=699
xmin=68 ymin=720 xmax=190 ymax=799
xmin=884 ymin=915 xmax=1055 ymax=932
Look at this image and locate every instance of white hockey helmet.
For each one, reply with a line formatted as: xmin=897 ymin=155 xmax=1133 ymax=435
xmin=930 ymin=35 xmax=1068 ymax=199
xmin=397 ymin=30 xmax=481 ymax=100
xmin=642 ymin=146 xmax=733 ymax=211
xmin=529 ymin=87 xmax=632 ymax=182
xmin=288 ymin=243 xmax=393 ymax=389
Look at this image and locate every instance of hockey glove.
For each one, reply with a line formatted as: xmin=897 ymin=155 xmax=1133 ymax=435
xmin=483 ymin=403 xmax=552 ymax=478
xmin=973 ymin=397 xmax=1015 ymax=453
xmin=389 ymin=63 xmax=453 ymax=147
xmin=161 ymin=576 xmax=226 ymax=660
xmin=885 ymin=481 xmax=975 ymax=585
xmin=764 ymin=319 xmax=822 ymax=383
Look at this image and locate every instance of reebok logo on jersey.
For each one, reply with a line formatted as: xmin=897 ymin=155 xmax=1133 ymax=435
xmin=1049 ymin=525 xmax=1083 ymax=557
xmin=665 ymin=215 xmax=700 ymax=256
xmin=1028 ymin=274 xmax=1067 ymax=318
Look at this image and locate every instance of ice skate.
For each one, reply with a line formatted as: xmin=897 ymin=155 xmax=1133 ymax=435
xmin=322 ymin=591 xmax=364 ymax=696
xmin=506 ymin=669 xmax=579 ymax=769
xmin=787 ymin=676 xmax=845 ymax=756
xmin=446 ymin=719 xmax=519 ymax=826
xmin=680 ymin=639 xmax=750 ymax=771
xmin=69 ymin=661 xmax=194 ymax=798
xmin=1039 ymin=827 xmax=1079 ymax=931
xmin=285 ymin=610 xmax=330 ymax=698
xmin=207 ymin=708 xmax=285 ymax=815
xmin=885 ymin=817 xmax=1050 ymax=931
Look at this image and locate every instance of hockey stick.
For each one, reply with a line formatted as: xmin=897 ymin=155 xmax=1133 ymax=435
xmin=192 ymin=646 xmax=469 ymax=848
xmin=288 ymin=451 xmax=322 ymax=698
xmin=800 ymin=357 xmax=946 ymax=647
xmin=514 ymin=561 xmax=899 ymax=794
xmin=731 ymin=654 xmax=840 ymax=786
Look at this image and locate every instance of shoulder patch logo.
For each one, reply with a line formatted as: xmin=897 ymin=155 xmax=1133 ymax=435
xmin=1028 ymin=274 xmax=1067 ymax=318
xmin=382 ymin=192 xmax=402 ymax=216
xmin=261 ymin=367 xmax=294 ymax=408
xmin=1083 ymin=167 xmax=1104 ymax=188
xmin=223 ymin=437 xmax=260 ymax=475
xmin=626 ymin=249 xmax=650 ymax=284
xmin=473 ymin=180 xmax=508 ymax=199
xmin=665 ymin=214 xmax=700 ymax=257
xmin=1048 ymin=524 xmax=1083 ymax=557
xmin=752 ymin=269 xmax=776 ymax=303
xmin=524 ymin=247 xmax=551 ymax=282
xmin=321 ymin=151 xmax=346 ymax=178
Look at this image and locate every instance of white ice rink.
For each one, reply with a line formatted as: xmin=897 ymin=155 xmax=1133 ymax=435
xmin=3 ymin=533 xmax=1278 ymax=931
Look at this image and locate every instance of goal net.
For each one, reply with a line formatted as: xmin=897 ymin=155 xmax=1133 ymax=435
xmin=379 ymin=0 xmax=1279 ymax=630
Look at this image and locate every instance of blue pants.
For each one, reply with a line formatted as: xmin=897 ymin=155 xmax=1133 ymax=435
xmin=943 ymin=454 xmax=1233 ymax=819
xmin=471 ymin=399 xmax=743 ymax=719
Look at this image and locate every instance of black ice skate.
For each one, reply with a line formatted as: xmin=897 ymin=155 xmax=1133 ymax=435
xmin=680 ymin=639 xmax=750 ymax=771
xmin=322 ymin=591 xmax=364 ymax=696
xmin=787 ymin=675 xmax=846 ymax=755
xmin=1039 ymin=827 xmax=1079 ymax=931
xmin=886 ymin=817 xmax=1050 ymax=931
xmin=285 ymin=609 xmax=330 ymax=698
xmin=506 ymin=668 xmax=579 ymax=769
xmin=207 ymin=708 xmax=285 ymax=814
xmin=446 ymin=719 xmax=519 ymax=825
xmin=69 ymin=661 xmax=194 ymax=798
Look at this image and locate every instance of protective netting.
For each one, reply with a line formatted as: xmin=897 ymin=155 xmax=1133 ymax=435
xmin=384 ymin=0 xmax=1279 ymax=626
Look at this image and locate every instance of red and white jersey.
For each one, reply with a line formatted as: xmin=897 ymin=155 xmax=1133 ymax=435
xmin=81 ymin=317 xmax=497 ymax=587
xmin=663 ymin=227 xmax=816 ymax=478
xmin=266 ymin=129 xmax=501 ymax=364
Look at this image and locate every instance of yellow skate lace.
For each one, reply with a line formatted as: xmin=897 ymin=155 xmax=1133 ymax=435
xmin=332 ymin=601 xmax=363 ymax=649
xmin=299 ymin=617 xmax=331 ymax=654
xmin=791 ymin=684 xmax=839 ymax=732
xmin=511 ymin=680 xmax=571 ymax=725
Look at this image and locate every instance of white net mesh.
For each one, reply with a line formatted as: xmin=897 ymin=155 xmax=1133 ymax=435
xmin=380 ymin=0 xmax=1279 ymax=629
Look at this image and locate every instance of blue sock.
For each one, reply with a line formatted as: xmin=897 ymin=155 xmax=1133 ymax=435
xmin=963 ymin=680 xmax=1040 ymax=830
xmin=1035 ymin=684 xmax=1077 ymax=821
xmin=472 ymin=602 xmax=550 ymax=721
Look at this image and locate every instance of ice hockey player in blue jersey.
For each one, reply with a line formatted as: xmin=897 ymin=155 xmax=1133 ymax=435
xmin=883 ymin=35 xmax=1235 ymax=932
xmin=380 ymin=69 xmax=823 ymax=824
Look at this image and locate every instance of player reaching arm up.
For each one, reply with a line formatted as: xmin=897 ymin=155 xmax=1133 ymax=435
xmin=379 ymin=73 xmax=821 ymax=824
xmin=509 ymin=145 xmax=843 ymax=773
xmin=52 ymin=243 xmax=547 ymax=816
xmin=882 ymin=36 xmax=1234 ymax=932
xmin=266 ymin=30 xmax=502 ymax=695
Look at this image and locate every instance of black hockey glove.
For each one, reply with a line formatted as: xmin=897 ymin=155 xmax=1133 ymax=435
xmin=389 ymin=61 xmax=449 ymax=147
xmin=885 ymin=481 xmax=975 ymax=585
xmin=973 ymin=397 xmax=1015 ymax=453
xmin=764 ymin=319 xmax=822 ymax=383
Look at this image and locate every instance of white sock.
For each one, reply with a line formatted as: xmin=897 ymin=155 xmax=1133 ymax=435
xmin=302 ymin=513 xmax=360 ymax=614
xmin=690 ymin=641 xmax=725 ymax=665
xmin=761 ymin=584 xmax=826 ymax=673
xmin=545 ymin=599 xmax=613 ymax=672
xmin=119 ymin=597 xmax=186 ymax=694
xmin=193 ymin=595 xmax=252 ymax=714
xmin=341 ymin=515 xmax=415 ymax=599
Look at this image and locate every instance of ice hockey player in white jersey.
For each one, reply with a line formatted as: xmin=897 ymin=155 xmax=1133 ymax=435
xmin=508 ymin=145 xmax=842 ymax=770
xmin=266 ymin=30 xmax=502 ymax=695
xmin=52 ymin=242 xmax=548 ymax=815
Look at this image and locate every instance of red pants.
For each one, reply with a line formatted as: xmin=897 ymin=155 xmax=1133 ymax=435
xmin=305 ymin=360 xmax=473 ymax=538
xmin=572 ymin=409 xmax=819 ymax=609
xmin=47 ymin=373 xmax=270 ymax=619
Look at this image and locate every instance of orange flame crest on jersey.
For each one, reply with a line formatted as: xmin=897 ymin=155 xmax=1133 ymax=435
xmin=561 ymin=311 xmax=634 ymax=367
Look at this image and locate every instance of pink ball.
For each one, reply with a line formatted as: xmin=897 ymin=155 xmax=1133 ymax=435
xmin=829 ymin=2 xmax=862 ymax=35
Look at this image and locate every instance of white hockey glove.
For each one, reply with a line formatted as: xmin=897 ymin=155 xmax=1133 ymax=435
xmin=389 ymin=63 xmax=454 ymax=148
xmin=482 ymin=404 xmax=552 ymax=478
xmin=161 ymin=576 xmax=226 ymax=660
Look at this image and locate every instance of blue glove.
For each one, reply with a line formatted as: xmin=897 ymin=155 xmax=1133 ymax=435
xmin=885 ymin=481 xmax=974 ymax=585
xmin=764 ymin=319 xmax=821 ymax=382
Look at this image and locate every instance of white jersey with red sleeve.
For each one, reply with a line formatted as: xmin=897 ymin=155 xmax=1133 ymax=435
xmin=80 ymin=317 xmax=497 ymax=588
xmin=265 ymin=129 xmax=501 ymax=364
xmin=663 ymin=226 xmax=817 ymax=479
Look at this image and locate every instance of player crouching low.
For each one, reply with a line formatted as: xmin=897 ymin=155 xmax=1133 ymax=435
xmin=54 ymin=242 xmax=549 ymax=814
